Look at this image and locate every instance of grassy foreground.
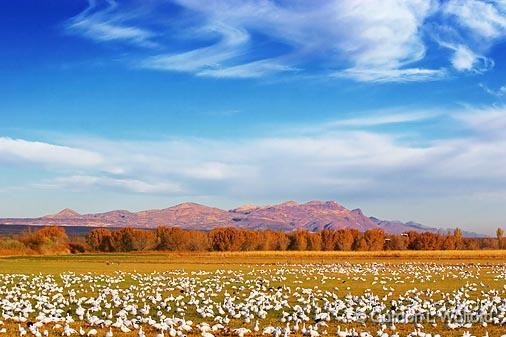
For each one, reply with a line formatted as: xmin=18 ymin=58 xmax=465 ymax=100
xmin=2 ymin=250 xmax=506 ymax=274
xmin=1 ymin=251 xmax=506 ymax=337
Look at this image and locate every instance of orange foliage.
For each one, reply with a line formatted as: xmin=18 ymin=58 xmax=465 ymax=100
xmin=18 ymin=226 xmax=69 ymax=254
xmin=0 ymin=225 xmax=504 ymax=255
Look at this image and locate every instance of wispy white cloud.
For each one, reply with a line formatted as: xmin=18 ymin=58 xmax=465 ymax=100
xmin=451 ymin=45 xmax=480 ymax=71
xmin=0 ymin=137 xmax=103 ymax=168
xmin=142 ymin=23 xmax=248 ymax=72
xmin=334 ymin=67 xmax=447 ymax=83
xmin=443 ymin=0 xmax=506 ymax=39
xmin=65 ymin=0 xmax=506 ymax=82
xmin=323 ymin=111 xmax=439 ymax=128
xmin=41 ymin=175 xmax=182 ymax=194
xmin=327 ymin=0 xmax=440 ymax=82
xmin=452 ymin=105 xmax=506 ymax=135
xmin=197 ymin=60 xmax=298 ymax=78
xmin=5 ymin=106 xmax=505 ymax=204
xmin=436 ymin=0 xmax=506 ymax=72
xmin=163 ymin=0 xmax=444 ymax=81
xmin=479 ymin=83 xmax=506 ymax=97
xmin=66 ymin=0 xmax=156 ymax=47
xmin=433 ymin=38 xmax=494 ymax=73
xmin=280 ymin=110 xmax=441 ymax=136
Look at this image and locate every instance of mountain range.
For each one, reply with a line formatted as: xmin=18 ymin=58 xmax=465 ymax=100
xmin=0 ymin=200 xmax=483 ymax=237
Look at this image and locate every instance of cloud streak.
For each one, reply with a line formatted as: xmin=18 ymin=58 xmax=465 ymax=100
xmin=322 ymin=111 xmax=439 ymax=128
xmin=0 ymin=137 xmax=103 ymax=168
xmin=4 ymin=107 xmax=505 ymax=203
xmin=66 ymin=0 xmax=156 ymax=47
xmin=142 ymin=23 xmax=249 ymax=72
xmin=41 ymin=175 xmax=183 ymax=194
xmin=65 ymin=0 xmax=506 ymax=82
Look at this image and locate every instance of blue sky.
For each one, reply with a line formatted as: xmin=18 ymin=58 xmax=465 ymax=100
xmin=1 ymin=0 xmax=506 ymax=234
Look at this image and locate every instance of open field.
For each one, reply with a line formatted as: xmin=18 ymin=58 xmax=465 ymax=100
xmin=1 ymin=251 xmax=506 ymax=337
xmin=3 ymin=250 xmax=506 ymax=273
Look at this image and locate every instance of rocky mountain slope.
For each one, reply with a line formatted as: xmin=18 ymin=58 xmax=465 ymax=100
xmin=0 ymin=200 xmax=483 ymax=236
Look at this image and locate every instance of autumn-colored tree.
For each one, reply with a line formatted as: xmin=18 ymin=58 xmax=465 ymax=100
xmin=497 ymin=228 xmax=504 ymax=249
xmin=441 ymin=234 xmax=456 ymax=250
xmin=363 ymin=229 xmax=385 ymax=251
xmin=320 ymin=230 xmax=338 ymax=250
xmin=19 ymin=226 xmax=69 ymax=254
xmin=353 ymin=234 xmax=368 ymax=251
xmin=384 ymin=234 xmax=408 ymax=250
xmin=335 ymin=229 xmax=357 ymax=251
xmin=453 ymin=228 xmax=463 ymax=249
xmin=157 ymin=227 xmax=208 ymax=251
xmin=0 ymin=237 xmax=28 ymax=255
xmin=86 ymin=228 xmax=113 ymax=252
xmin=157 ymin=227 xmax=185 ymax=251
xmin=4 ymin=223 xmax=502 ymax=255
xmin=68 ymin=236 xmax=88 ymax=253
xmin=241 ymin=230 xmax=261 ymax=251
xmin=131 ymin=229 xmax=158 ymax=251
xmin=307 ymin=232 xmax=322 ymax=251
xmin=256 ymin=231 xmax=272 ymax=251
xmin=289 ymin=230 xmax=309 ymax=250
xmin=183 ymin=230 xmax=209 ymax=251
xmin=208 ymin=227 xmax=245 ymax=251
xmin=480 ymin=237 xmax=499 ymax=250
xmin=258 ymin=231 xmax=289 ymax=251
xmin=412 ymin=232 xmax=445 ymax=250
xmin=406 ymin=231 xmax=422 ymax=250
xmin=463 ymin=238 xmax=480 ymax=250
xmin=110 ymin=228 xmax=138 ymax=251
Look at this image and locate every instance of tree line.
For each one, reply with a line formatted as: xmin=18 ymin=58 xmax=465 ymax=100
xmin=0 ymin=225 xmax=505 ymax=255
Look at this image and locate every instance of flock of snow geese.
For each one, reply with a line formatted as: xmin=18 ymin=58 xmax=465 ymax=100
xmin=1 ymin=263 xmax=506 ymax=337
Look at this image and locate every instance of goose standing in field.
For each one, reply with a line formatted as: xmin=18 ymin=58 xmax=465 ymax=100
xmin=155 ymin=329 xmax=165 ymax=337
xmin=63 ymin=324 xmax=77 ymax=336
xmin=18 ymin=324 xmax=27 ymax=336
xmin=234 ymin=327 xmax=251 ymax=337
xmin=87 ymin=329 xmax=97 ymax=336
xmin=138 ymin=327 xmax=145 ymax=337
xmin=0 ymin=263 xmax=505 ymax=337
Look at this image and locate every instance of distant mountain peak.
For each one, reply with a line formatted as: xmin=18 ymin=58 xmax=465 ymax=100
xmin=232 ymin=204 xmax=260 ymax=212
xmin=47 ymin=208 xmax=80 ymax=218
xmin=172 ymin=202 xmax=208 ymax=209
xmin=0 ymin=200 xmax=486 ymax=237
xmin=304 ymin=200 xmax=344 ymax=209
xmin=278 ymin=201 xmax=299 ymax=207
xmin=304 ymin=200 xmax=320 ymax=205
xmin=351 ymin=208 xmax=364 ymax=215
xmin=368 ymin=217 xmax=483 ymax=237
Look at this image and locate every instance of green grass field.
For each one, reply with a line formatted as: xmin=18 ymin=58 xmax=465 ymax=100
xmin=1 ymin=251 xmax=506 ymax=337
xmin=3 ymin=250 xmax=506 ymax=273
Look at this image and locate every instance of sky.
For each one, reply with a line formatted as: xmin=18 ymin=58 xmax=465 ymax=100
xmin=1 ymin=0 xmax=506 ymax=234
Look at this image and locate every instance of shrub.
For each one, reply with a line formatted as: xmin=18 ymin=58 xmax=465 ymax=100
xmin=18 ymin=226 xmax=69 ymax=254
